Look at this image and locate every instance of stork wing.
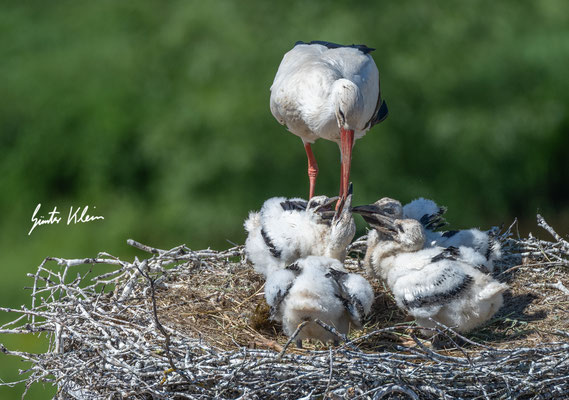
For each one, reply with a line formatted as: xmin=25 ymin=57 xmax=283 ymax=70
xmin=419 ymin=206 xmax=449 ymax=232
xmin=396 ymin=263 xmax=473 ymax=311
xmin=326 ymin=268 xmax=366 ymax=326
xmin=280 ymin=199 xmax=308 ymax=211
xmin=260 ymin=228 xmax=282 ymax=259
xmin=295 ymin=40 xmax=375 ymax=54
xmin=265 ymin=268 xmax=298 ymax=321
xmin=269 ymin=281 xmax=293 ymax=321
xmin=430 ymin=246 xmax=461 ymax=263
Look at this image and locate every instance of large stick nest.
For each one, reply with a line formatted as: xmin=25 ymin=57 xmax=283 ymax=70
xmin=1 ymin=215 xmax=569 ymax=399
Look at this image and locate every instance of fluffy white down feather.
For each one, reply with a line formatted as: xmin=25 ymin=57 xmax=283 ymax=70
xmin=244 ymin=195 xmax=355 ymax=277
xmin=365 ymin=220 xmax=507 ymax=335
xmin=265 ymin=256 xmax=373 ymax=345
xmin=403 ymin=197 xmax=502 ymax=272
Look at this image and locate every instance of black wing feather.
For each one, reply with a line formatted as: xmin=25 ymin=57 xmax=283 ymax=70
xmin=261 ymin=228 xmax=281 ymax=259
xmin=280 ymin=199 xmax=308 ymax=212
xmin=442 ymin=230 xmax=459 ymax=238
xmin=431 ymin=246 xmax=461 ymax=263
xmin=285 ymin=261 xmax=302 ymax=274
xmin=419 ymin=206 xmax=449 ymax=231
xmin=403 ymin=267 xmax=474 ymax=310
xmin=295 ymin=40 xmax=375 ymax=54
xmin=269 ymin=282 xmax=294 ymax=320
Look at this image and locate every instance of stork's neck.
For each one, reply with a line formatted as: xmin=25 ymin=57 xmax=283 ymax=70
xmin=372 ymin=240 xmax=405 ymax=264
xmin=331 ymin=79 xmax=364 ymax=130
xmin=367 ymin=232 xmax=425 ymax=279
xmin=324 ymin=217 xmax=356 ymax=261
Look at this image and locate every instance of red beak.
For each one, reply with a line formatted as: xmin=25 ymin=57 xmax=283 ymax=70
xmin=337 ymin=127 xmax=354 ymax=209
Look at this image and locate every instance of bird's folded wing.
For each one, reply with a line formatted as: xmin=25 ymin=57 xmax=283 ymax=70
xmin=280 ymin=199 xmax=308 ymax=211
xmin=295 ymin=40 xmax=375 ymax=54
xmin=419 ymin=206 xmax=449 ymax=232
xmin=396 ymin=263 xmax=473 ymax=310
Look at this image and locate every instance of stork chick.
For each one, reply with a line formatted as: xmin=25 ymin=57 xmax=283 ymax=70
xmin=244 ymin=186 xmax=355 ymax=277
xmin=361 ymin=215 xmax=507 ymax=335
xmin=264 ymin=256 xmax=374 ymax=347
xmin=354 ymin=197 xmax=501 ymax=272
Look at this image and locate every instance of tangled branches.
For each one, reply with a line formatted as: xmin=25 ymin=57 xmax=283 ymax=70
xmin=1 ymin=217 xmax=569 ymax=399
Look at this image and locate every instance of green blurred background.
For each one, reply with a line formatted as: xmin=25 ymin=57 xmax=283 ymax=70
xmin=1 ymin=0 xmax=568 ymax=398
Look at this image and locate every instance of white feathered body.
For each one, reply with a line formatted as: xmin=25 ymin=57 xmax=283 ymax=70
xmin=244 ymin=196 xmax=355 ymax=277
xmin=264 ymin=256 xmax=374 ymax=344
xmin=270 ymin=43 xmax=379 ymax=144
xmin=365 ymin=228 xmax=507 ymax=334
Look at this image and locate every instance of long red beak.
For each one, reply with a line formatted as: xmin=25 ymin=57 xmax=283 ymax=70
xmin=338 ymin=127 xmax=354 ymax=208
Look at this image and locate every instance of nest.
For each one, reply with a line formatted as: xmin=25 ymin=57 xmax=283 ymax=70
xmin=1 ymin=216 xmax=569 ymax=399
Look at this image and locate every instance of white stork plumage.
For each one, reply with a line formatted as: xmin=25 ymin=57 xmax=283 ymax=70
xmin=243 ymin=185 xmax=355 ymax=277
xmin=358 ymin=215 xmax=507 ymax=335
xmin=353 ymin=197 xmax=503 ymax=272
xmin=264 ymin=255 xmax=374 ymax=347
xmin=270 ymin=40 xmax=388 ymax=203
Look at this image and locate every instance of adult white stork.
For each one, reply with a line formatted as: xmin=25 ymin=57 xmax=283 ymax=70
xmin=270 ymin=40 xmax=388 ymax=202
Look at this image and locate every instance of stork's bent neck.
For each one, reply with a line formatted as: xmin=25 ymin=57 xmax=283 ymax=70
xmin=331 ymin=79 xmax=364 ymax=131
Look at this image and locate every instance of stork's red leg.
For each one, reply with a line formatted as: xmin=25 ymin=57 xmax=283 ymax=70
xmin=304 ymin=142 xmax=318 ymax=199
xmin=338 ymin=127 xmax=354 ymax=207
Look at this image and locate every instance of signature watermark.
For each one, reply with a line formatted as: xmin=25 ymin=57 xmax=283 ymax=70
xmin=28 ymin=203 xmax=105 ymax=235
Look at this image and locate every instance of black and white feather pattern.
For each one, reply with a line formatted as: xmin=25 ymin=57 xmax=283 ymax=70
xmin=263 ymin=256 xmax=373 ymax=345
xmin=244 ymin=195 xmax=355 ymax=277
xmin=280 ymin=199 xmax=308 ymax=212
xmin=260 ymin=227 xmax=281 ymax=259
xmin=325 ymin=267 xmax=372 ymax=327
xmin=398 ymin=264 xmax=474 ymax=310
xmin=295 ymin=40 xmax=375 ymax=54
xmin=403 ymin=197 xmax=503 ymax=272
xmin=364 ymin=218 xmax=508 ymax=334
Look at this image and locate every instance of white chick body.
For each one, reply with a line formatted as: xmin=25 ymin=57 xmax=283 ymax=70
xmin=244 ymin=193 xmax=355 ymax=277
xmin=364 ymin=219 xmax=507 ymax=335
xmin=264 ymin=256 xmax=373 ymax=346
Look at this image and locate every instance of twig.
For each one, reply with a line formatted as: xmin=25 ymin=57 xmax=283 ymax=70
xmin=529 ymin=280 xmax=569 ymax=296
xmin=127 ymin=239 xmax=163 ymax=255
xmin=277 ymin=321 xmax=309 ymax=359
xmin=373 ymin=384 xmax=420 ymax=400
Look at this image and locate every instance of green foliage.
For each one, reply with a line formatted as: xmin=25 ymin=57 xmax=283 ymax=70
xmin=1 ymin=1 xmax=568 ymax=398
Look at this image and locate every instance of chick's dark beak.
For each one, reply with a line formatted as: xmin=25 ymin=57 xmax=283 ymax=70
xmin=353 ymin=203 xmax=398 ymax=240
xmin=312 ymin=196 xmax=340 ymax=221
xmin=351 ymin=204 xmax=382 ymax=217
xmin=314 ymin=196 xmax=339 ymax=212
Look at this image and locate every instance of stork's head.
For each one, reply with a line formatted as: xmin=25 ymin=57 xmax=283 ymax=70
xmin=353 ymin=197 xmax=404 ymax=222
xmin=361 ymin=217 xmax=426 ymax=278
xmin=383 ymin=218 xmax=426 ymax=250
xmin=354 ymin=199 xmax=424 ymax=260
xmin=332 ymin=79 xmax=365 ymax=131
xmin=306 ymin=195 xmax=338 ymax=223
